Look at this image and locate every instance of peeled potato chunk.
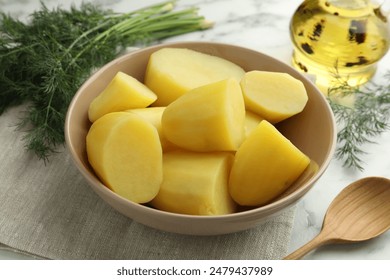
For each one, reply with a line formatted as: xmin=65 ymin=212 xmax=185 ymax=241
xmin=229 ymin=120 xmax=310 ymax=206
xmin=161 ymin=78 xmax=246 ymax=152
xmin=125 ymin=107 xmax=178 ymax=151
xmin=88 ymin=71 xmax=157 ymax=122
xmin=86 ymin=112 xmax=162 ymax=203
xmin=145 ymin=47 xmax=245 ymax=106
xmin=244 ymin=110 xmax=264 ymax=138
xmin=151 ymin=151 xmax=236 ymax=215
xmin=240 ymin=70 xmax=308 ymax=123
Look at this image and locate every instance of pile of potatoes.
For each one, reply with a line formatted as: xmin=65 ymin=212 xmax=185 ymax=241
xmin=86 ymin=47 xmax=310 ymax=216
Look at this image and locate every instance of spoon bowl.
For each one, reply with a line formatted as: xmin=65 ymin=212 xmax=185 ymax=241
xmin=284 ymin=176 xmax=390 ymax=259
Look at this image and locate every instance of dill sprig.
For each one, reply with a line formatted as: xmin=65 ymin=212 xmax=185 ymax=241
xmin=327 ymin=72 xmax=390 ymax=171
xmin=0 ymin=1 xmax=212 ymax=162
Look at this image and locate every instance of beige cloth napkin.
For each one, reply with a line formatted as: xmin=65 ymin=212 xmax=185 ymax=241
xmin=0 ymin=105 xmax=295 ymax=260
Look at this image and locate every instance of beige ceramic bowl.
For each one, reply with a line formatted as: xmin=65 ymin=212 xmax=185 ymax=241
xmin=65 ymin=42 xmax=336 ymax=235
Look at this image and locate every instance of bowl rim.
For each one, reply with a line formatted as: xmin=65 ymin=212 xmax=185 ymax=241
xmin=65 ymin=41 xmax=337 ymax=221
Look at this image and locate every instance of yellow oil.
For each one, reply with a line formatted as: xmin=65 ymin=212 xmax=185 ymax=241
xmin=290 ymin=0 xmax=389 ymax=91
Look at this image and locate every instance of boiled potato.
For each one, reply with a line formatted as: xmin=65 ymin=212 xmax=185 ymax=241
xmin=145 ymin=47 xmax=245 ymax=106
xmin=86 ymin=48 xmax=313 ymax=212
xmin=240 ymin=70 xmax=308 ymax=123
xmin=244 ymin=110 xmax=264 ymax=138
xmin=229 ymin=120 xmax=310 ymax=206
xmin=151 ymin=151 xmax=236 ymax=215
xmin=88 ymin=71 xmax=157 ymax=122
xmin=86 ymin=112 xmax=162 ymax=203
xmin=125 ymin=107 xmax=178 ymax=151
xmin=161 ymin=78 xmax=245 ymax=152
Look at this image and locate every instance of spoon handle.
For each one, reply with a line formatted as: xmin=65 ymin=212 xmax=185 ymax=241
xmin=283 ymin=231 xmax=332 ymax=260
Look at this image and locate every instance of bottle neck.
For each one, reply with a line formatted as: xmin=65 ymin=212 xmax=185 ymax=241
xmin=319 ymin=0 xmax=372 ymax=16
xmin=326 ymin=0 xmax=370 ymax=9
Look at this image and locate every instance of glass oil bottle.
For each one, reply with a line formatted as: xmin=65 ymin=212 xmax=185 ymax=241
xmin=290 ymin=0 xmax=389 ymax=91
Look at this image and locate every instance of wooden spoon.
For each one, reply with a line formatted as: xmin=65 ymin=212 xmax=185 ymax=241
xmin=284 ymin=176 xmax=390 ymax=260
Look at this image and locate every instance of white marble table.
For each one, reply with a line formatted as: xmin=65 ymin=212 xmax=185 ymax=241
xmin=1 ymin=0 xmax=389 ymax=260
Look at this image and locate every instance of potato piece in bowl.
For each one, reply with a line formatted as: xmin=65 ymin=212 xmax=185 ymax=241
xmin=151 ymin=151 xmax=236 ymax=215
xmin=86 ymin=112 xmax=162 ymax=203
xmin=88 ymin=71 xmax=157 ymax=122
xmin=125 ymin=107 xmax=178 ymax=152
xmin=145 ymin=47 xmax=245 ymax=106
xmin=161 ymin=78 xmax=245 ymax=152
xmin=229 ymin=120 xmax=310 ymax=206
xmin=240 ymin=70 xmax=308 ymax=123
xmin=244 ymin=110 xmax=264 ymax=138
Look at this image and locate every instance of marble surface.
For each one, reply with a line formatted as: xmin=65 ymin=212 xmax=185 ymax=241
xmin=1 ymin=0 xmax=389 ymax=260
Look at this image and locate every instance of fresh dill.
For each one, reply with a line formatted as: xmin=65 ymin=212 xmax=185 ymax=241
xmin=327 ymin=72 xmax=390 ymax=171
xmin=0 ymin=1 xmax=212 ymax=162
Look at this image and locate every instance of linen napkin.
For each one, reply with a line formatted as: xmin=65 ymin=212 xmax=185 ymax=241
xmin=0 ymin=105 xmax=295 ymax=260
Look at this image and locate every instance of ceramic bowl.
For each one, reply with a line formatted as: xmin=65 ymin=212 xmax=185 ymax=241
xmin=65 ymin=41 xmax=336 ymax=235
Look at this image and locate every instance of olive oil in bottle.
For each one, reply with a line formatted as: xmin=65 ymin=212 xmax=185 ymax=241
xmin=290 ymin=0 xmax=389 ymax=90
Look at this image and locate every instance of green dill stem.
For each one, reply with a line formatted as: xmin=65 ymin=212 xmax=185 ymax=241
xmin=62 ymin=20 xmax=112 ymax=59
xmin=118 ymin=11 xmax=207 ymax=40
xmin=0 ymin=42 xmax=38 ymax=58
xmin=67 ymin=5 xmax=207 ymax=69
xmin=123 ymin=1 xmax=176 ymax=16
xmin=98 ymin=5 xmax=201 ymax=40
xmin=94 ymin=2 xmax=177 ymax=38
xmin=65 ymin=3 xmax=173 ymax=68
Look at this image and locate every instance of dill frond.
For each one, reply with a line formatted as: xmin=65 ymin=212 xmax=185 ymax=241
xmin=327 ymin=73 xmax=390 ymax=171
xmin=0 ymin=1 xmax=212 ymax=162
